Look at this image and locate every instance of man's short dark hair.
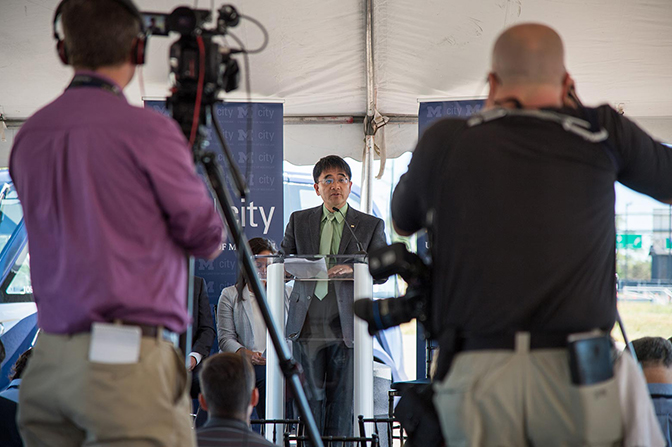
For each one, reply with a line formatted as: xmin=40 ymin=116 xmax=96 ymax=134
xmin=313 ymin=155 xmax=352 ymax=183
xmin=61 ymin=0 xmax=140 ymax=69
xmin=632 ymin=337 xmax=672 ymax=368
xmin=199 ymin=353 xmax=255 ymax=418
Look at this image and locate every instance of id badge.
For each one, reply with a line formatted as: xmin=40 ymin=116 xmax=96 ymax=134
xmin=88 ymin=322 xmax=142 ymax=364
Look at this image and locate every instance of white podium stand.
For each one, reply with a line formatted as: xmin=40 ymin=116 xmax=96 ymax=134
xmin=263 ymin=255 xmax=374 ymax=443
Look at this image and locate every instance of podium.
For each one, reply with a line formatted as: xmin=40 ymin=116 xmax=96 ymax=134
xmin=261 ymin=254 xmax=374 ymax=443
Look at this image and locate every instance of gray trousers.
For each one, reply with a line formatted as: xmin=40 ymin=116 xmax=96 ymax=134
xmin=295 ymin=339 xmax=354 ymax=444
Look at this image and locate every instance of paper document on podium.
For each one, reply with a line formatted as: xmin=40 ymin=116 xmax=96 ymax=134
xmin=284 ymin=257 xmax=328 ymax=280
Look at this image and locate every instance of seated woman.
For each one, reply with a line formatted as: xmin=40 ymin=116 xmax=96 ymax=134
xmin=217 ymin=237 xmax=290 ymax=421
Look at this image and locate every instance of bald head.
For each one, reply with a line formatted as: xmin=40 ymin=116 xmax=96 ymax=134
xmin=492 ymin=23 xmax=566 ymax=86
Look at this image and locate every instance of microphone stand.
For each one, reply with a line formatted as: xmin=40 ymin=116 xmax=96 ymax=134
xmin=332 ymin=206 xmax=365 ymax=254
xmin=188 ymin=102 xmax=324 ymax=447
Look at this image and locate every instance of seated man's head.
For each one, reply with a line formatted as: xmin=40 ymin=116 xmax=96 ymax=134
xmin=198 ymin=353 xmax=258 ymax=422
xmin=313 ymin=155 xmax=353 ymax=212
xmin=632 ymin=337 xmax=672 ymax=384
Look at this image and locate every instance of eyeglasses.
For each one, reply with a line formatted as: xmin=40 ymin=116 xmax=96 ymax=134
xmin=318 ymin=178 xmax=349 ymax=186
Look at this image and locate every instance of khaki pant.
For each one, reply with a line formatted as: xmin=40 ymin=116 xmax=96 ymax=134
xmin=433 ymin=333 xmax=624 ymax=447
xmin=18 ymin=331 xmax=195 ymax=447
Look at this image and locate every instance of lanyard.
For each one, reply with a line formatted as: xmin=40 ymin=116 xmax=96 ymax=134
xmin=66 ymin=74 xmax=123 ymax=98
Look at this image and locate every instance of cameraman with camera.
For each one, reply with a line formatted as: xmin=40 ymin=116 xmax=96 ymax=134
xmin=11 ymin=0 xmax=224 ymax=445
xmin=391 ymin=23 xmax=671 ymax=446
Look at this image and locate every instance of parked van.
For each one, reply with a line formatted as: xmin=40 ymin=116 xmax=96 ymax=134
xmin=0 ymin=170 xmax=38 ymax=389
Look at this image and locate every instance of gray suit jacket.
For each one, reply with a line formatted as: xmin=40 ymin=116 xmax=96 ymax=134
xmin=281 ymin=204 xmax=387 ymax=348
xmin=217 ymin=285 xmax=290 ymax=354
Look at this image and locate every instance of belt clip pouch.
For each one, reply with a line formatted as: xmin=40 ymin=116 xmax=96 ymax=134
xmin=394 ymin=384 xmax=446 ymax=447
xmin=568 ymin=332 xmax=623 ymax=443
xmin=567 ymin=331 xmax=614 ymax=385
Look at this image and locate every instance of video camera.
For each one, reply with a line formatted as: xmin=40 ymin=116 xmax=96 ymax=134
xmin=141 ymin=6 xmax=241 ymax=138
xmin=354 ymin=243 xmax=435 ymax=336
xmin=354 ymin=243 xmax=445 ymax=446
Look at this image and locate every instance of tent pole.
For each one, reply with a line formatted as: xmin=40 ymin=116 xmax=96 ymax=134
xmin=365 ymin=0 xmax=374 ymax=120
xmin=362 ymin=0 xmax=375 ymax=214
xmin=362 ymin=135 xmax=374 ymax=213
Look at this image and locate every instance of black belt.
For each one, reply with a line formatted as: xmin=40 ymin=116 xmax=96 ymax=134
xmin=458 ymin=332 xmax=569 ymax=352
xmin=115 ymin=321 xmax=179 ymax=345
xmin=435 ymin=330 xmax=570 ymax=381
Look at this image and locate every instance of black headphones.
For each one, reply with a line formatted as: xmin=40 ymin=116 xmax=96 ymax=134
xmin=53 ymin=0 xmax=148 ymax=66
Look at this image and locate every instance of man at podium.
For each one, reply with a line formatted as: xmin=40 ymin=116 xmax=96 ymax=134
xmin=281 ymin=155 xmax=387 ymax=440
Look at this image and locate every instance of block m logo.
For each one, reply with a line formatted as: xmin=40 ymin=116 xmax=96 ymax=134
xmin=238 ymin=129 xmax=252 ymax=141
xmin=198 ymin=259 xmax=215 ymax=271
xmin=426 ymin=106 xmax=442 ymax=118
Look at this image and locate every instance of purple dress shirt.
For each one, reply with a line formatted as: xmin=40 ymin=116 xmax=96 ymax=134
xmin=9 ymin=71 xmax=224 ymax=334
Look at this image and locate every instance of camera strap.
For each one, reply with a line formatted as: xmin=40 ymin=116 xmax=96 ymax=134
xmin=467 ymin=108 xmax=609 ymax=144
xmin=66 ymin=74 xmax=124 ymax=99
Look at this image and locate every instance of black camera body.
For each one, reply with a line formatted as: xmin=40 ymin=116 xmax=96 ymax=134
xmin=141 ymin=6 xmax=241 ymax=138
xmin=354 ymin=243 xmax=436 ymax=337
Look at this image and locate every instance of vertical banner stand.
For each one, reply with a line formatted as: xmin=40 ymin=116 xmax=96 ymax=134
xmin=265 ymin=261 xmax=286 ymax=444
xmin=354 ymin=262 xmax=374 ymax=436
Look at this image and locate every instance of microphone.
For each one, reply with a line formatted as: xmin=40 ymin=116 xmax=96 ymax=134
xmin=332 ymin=206 xmax=365 ymax=254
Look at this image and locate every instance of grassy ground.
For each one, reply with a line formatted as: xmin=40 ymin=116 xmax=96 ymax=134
xmin=612 ymin=300 xmax=672 ymax=343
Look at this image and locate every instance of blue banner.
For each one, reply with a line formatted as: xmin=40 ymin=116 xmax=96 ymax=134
xmin=144 ymin=101 xmax=284 ymax=306
xmin=418 ymin=99 xmax=485 ymax=136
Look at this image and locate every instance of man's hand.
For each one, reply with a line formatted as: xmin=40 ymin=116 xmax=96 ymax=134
xmin=238 ymin=348 xmax=266 ymax=365
xmin=328 ymin=264 xmax=353 ymax=278
xmin=188 ymin=355 xmax=197 ymax=371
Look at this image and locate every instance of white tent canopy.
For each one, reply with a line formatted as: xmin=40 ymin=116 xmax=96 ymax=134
xmin=1 ymin=0 xmax=671 ymax=166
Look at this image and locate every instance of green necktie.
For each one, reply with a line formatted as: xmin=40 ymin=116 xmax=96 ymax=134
xmin=315 ymin=213 xmax=335 ymax=300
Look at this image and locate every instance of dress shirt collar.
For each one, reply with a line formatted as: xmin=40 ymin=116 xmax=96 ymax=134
xmin=70 ymin=70 xmax=126 ymax=100
xmin=648 ymin=383 xmax=672 ymax=397
xmin=322 ymin=202 xmax=348 ymax=224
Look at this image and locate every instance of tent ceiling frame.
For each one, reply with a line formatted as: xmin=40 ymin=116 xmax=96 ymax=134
xmin=284 ymin=114 xmax=416 ymax=125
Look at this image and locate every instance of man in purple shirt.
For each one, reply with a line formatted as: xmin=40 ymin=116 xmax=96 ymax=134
xmin=9 ymin=0 xmax=224 ymax=445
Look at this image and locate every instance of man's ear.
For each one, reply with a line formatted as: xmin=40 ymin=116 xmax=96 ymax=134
xmin=250 ymin=387 xmax=259 ymax=408
xmin=561 ymin=73 xmax=578 ymax=108
xmin=561 ymin=72 xmax=572 ymax=89
xmin=198 ymin=393 xmax=209 ymax=412
xmin=485 ymin=72 xmax=499 ymax=110
xmin=314 ymin=183 xmax=320 ymax=196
